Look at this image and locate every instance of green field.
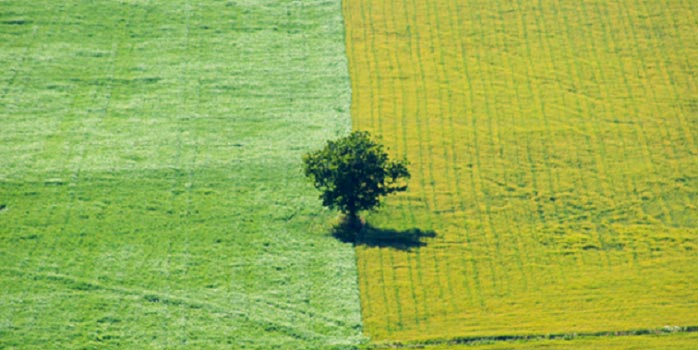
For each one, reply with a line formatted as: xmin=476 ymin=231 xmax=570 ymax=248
xmin=344 ymin=0 xmax=698 ymax=346
xmin=0 ymin=1 xmax=363 ymax=349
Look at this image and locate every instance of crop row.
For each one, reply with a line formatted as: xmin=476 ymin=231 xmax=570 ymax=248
xmin=344 ymin=0 xmax=698 ymax=342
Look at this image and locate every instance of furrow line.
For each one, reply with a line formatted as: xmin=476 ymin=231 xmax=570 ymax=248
xmin=383 ymin=0 xmax=422 ymax=328
xmin=423 ymin=0 xmax=459 ymax=312
xmin=553 ymin=0 xmax=612 ymax=266
xmin=449 ymin=0 xmax=485 ymax=308
xmin=404 ymin=0 xmax=445 ymax=319
xmin=613 ymin=0 xmax=676 ymax=228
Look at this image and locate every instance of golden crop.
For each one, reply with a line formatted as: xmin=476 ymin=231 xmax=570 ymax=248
xmin=344 ymin=0 xmax=698 ymax=344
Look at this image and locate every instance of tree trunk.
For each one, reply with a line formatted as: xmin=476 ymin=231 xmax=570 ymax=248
xmin=345 ymin=211 xmax=362 ymax=232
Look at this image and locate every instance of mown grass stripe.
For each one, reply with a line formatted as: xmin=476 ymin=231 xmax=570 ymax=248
xmin=1 ymin=21 xmax=40 ymax=180
xmin=0 ymin=1 xmax=40 ymax=94
xmin=35 ymin=2 xmax=79 ymax=286
xmin=179 ymin=0 xmax=195 ymax=341
xmin=0 ymin=27 xmax=36 ymax=105
xmin=165 ymin=2 xmax=188 ymax=340
xmin=50 ymin=37 xmax=120 ymax=284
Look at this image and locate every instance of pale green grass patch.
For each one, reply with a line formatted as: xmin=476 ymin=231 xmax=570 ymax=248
xmin=0 ymin=1 xmax=361 ymax=349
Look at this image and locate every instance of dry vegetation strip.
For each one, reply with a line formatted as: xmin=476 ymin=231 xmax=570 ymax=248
xmin=344 ymin=0 xmax=698 ymax=344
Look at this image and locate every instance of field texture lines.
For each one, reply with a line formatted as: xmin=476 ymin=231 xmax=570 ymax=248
xmin=344 ymin=0 xmax=698 ymax=344
xmin=421 ymin=331 xmax=698 ymax=350
xmin=0 ymin=1 xmax=361 ymax=349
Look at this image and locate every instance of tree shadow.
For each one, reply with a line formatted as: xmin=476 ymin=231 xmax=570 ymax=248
xmin=332 ymin=221 xmax=436 ymax=251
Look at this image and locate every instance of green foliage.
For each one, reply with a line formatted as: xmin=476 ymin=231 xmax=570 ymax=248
xmin=303 ymin=131 xmax=410 ymax=219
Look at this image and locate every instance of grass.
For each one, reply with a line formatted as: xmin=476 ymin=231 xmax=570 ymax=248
xmin=343 ymin=0 xmax=698 ymax=345
xmin=0 ymin=0 xmax=362 ymax=349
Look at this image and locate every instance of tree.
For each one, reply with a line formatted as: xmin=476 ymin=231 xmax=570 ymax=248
xmin=302 ymin=131 xmax=410 ymax=228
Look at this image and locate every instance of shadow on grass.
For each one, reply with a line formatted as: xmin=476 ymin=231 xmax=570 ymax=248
xmin=332 ymin=220 xmax=436 ymax=251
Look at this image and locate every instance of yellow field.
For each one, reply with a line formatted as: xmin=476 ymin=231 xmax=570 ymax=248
xmin=344 ymin=0 xmax=698 ymax=344
xmin=423 ymin=332 xmax=698 ymax=350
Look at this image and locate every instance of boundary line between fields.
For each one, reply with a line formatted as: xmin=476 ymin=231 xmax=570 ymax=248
xmin=367 ymin=326 xmax=698 ymax=349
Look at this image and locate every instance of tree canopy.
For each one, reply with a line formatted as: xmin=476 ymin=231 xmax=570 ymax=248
xmin=302 ymin=131 xmax=410 ymax=224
